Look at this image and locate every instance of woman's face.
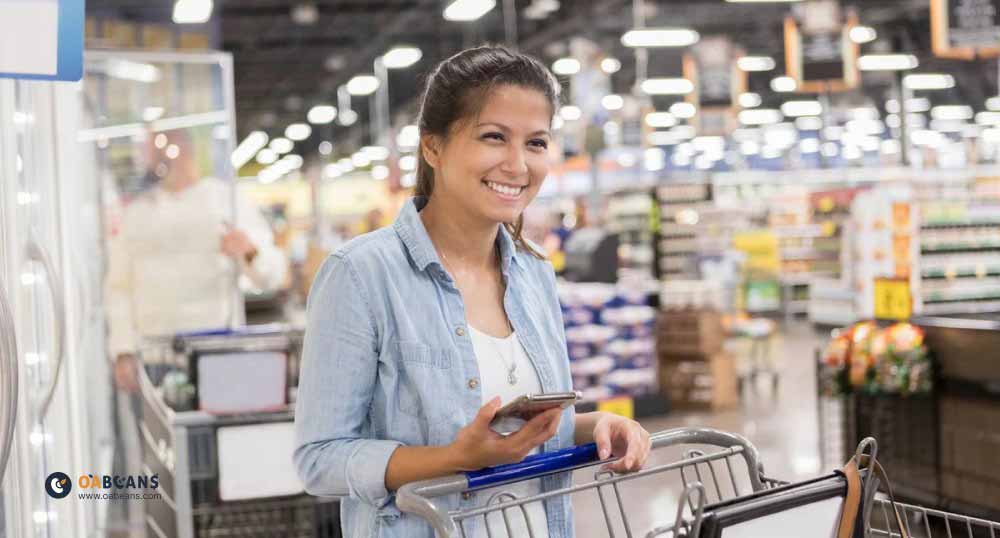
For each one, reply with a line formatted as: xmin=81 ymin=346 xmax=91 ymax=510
xmin=423 ymin=84 xmax=552 ymax=226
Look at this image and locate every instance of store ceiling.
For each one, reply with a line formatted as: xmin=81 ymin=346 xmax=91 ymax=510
xmin=87 ymin=0 xmax=993 ymax=161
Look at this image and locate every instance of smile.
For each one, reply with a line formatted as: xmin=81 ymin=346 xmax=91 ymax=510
xmin=483 ymin=180 xmax=525 ymax=198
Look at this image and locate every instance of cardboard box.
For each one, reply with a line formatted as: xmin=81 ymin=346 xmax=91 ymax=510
xmin=658 ymin=352 xmax=738 ymax=411
xmin=656 ymin=310 xmax=725 ymax=356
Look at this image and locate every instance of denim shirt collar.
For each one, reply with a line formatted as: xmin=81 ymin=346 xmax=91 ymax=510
xmin=392 ymin=196 xmax=517 ymax=277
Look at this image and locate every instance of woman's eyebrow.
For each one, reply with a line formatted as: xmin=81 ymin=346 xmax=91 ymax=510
xmin=476 ymin=122 xmax=550 ymax=137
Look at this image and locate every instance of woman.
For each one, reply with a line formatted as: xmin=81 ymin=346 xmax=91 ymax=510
xmin=294 ymin=45 xmax=652 ymax=538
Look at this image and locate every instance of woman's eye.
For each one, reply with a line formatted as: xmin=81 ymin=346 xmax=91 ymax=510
xmin=528 ymin=139 xmax=549 ymax=149
xmin=482 ymin=132 xmax=505 ymax=142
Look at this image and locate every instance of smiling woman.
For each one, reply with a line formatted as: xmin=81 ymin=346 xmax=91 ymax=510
xmin=293 ymin=45 xmax=652 ymax=538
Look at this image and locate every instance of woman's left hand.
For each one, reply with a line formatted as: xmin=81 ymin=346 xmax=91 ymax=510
xmin=593 ymin=413 xmax=652 ymax=473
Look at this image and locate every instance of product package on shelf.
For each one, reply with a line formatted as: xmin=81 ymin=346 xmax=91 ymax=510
xmin=657 ymin=352 xmax=738 ymax=411
xmin=559 ymin=281 xmax=658 ymax=403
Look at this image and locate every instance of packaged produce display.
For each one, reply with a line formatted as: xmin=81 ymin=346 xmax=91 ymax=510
xmin=818 ymin=321 xmax=932 ymax=397
xmin=559 ymin=281 xmax=657 ymax=402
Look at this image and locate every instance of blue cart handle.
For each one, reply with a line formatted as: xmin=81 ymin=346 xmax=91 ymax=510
xmin=173 ymin=323 xmax=287 ymax=339
xmin=465 ymin=443 xmax=600 ymax=490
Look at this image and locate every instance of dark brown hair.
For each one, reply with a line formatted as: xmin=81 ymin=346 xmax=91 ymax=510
xmin=415 ymin=45 xmax=560 ymax=259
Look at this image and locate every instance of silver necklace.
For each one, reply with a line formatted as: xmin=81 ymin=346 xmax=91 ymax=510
xmin=438 ymin=243 xmax=516 ymax=384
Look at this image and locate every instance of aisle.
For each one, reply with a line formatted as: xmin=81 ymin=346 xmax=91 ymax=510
xmin=571 ymin=320 xmax=827 ymax=537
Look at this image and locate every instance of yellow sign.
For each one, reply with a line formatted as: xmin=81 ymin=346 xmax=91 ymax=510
xmin=874 ymin=278 xmax=911 ymax=321
xmin=597 ymin=397 xmax=634 ymax=420
xmin=732 ymin=230 xmax=780 ymax=273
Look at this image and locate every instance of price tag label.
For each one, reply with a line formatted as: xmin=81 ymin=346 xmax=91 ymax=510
xmin=874 ymin=278 xmax=912 ymax=320
xmin=597 ymin=396 xmax=634 ymax=419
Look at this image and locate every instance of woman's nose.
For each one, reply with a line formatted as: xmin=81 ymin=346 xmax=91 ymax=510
xmin=501 ymin=145 xmax=528 ymax=176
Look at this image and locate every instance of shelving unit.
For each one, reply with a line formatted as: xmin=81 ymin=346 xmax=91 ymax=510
xmin=607 ymin=189 xmax=656 ymax=281
xmin=916 ymin=201 xmax=1000 ymax=316
xmin=656 ymin=182 xmax=712 ymax=280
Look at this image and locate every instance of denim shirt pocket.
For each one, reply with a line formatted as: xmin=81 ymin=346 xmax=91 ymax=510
xmin=391 ymin=341 xmax=454 ymax=426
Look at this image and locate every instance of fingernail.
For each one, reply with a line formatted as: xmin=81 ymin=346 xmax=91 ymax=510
xmin=599 ymin=449 xmax=609 ymax=459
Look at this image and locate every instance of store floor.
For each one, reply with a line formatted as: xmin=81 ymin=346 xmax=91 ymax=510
xmin=569 ymin=320 xmax=829 ymax=538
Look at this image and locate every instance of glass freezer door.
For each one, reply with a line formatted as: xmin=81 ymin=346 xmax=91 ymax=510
xmin=0 ymin=79 xmax=95 ymax=537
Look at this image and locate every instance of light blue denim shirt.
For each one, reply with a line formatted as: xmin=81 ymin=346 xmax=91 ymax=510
xmin=294 ymin=196 xmax=577 ymax=538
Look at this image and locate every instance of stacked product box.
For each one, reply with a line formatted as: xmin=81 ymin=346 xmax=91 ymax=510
xmin=655 ymin=282 xmax=737 ymax=410
xmin=559 ymin=281 xmax=657 ymax=403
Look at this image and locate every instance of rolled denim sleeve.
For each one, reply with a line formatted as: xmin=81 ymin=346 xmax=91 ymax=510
xmin=293 ymin=252 xmax=402 ymax=507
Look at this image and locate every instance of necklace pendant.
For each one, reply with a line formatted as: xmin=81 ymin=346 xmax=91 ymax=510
xmin=507 ymin=371 xmax=518 ymax=385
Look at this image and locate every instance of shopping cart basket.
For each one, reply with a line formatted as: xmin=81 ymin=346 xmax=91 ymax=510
xmin=396 ymin=427 xmax=1000 ymax=538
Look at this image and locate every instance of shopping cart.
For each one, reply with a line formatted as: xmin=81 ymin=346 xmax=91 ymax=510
xmin=396 ymin=427 xmax=1000 ymax=538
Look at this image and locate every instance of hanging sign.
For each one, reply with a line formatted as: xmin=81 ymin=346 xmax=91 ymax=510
xmin=784 ymin=4 xmax=860 ymax=93
xmin=931 ymin=0 xmax=1000 ymax=59
xmin=688 ymin=37 xmax=740 ymax=136
xmin=0 ymin=0 xmax=85 ymax=82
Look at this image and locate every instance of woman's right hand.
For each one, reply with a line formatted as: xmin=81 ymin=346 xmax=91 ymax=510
xmin=447 ymin=396 xmax=562 ymax=472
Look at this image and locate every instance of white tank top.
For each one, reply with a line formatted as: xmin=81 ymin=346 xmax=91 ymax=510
xmin=469 ymin=326 xmax=550 ymax=538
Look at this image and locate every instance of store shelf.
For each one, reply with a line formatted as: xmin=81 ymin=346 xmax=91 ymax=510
xmin=921 ymin=220 xmax=1000 ymax=229
xmin=921 ymin=300 xmax=1000 ymax=315
xmin=921 ymin=245 xmax=1000 ymax=254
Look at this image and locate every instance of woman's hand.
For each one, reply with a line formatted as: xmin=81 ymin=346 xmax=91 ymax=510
xmin=592 ymin=413 xmax=651 ymax=473
xmin=447 ymin=397 xmax=562 ymax=471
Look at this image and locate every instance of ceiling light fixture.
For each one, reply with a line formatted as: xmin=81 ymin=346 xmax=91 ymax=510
xmin=781 ymin=100 xmax=823 ymax=117
xmin=849 ymin=26 xmax=877 ymax=44
xmin=552 ymin=58 xmax=581 ymax=75
xmin=770 ymin=76 xmax=797 ymax=93
xmin=601 ymin=57 xmax=622 ymax=74
xmin=347 ymin=75 xmax=380 ymax=96
xmin=645 ymin=112 xmax=677 ymax=128
xmin=857 ymin=54 xmax=918 ymax=71
xmin=738 ymin=108 xmax=783 ymax=125
xmin=602 ymin=94 xmax=624 ymax=111
xmin=307 ymin=105 xmax=337 ymax=124
xmin=285 ymin=123 xmax=312 ymax=141
xmin=231 ymin=131 xmax=269 ymax=169
xmin=669 ymin=102 xmax=697 ymax=119
xmin=903 ymin=73 xmax=955 ymax=90
xmin=382 ymin=46 xmax=423 ymax=69
xmin=443 ymin=0 xmax=496 ymax=21
xmin=640 ymin=78 xmax=694 ymax=95
xmin=269 ymin=137 xmax=294 ymax=154
xmin=172 ymin=0 xmax=213 ymax=23
xmin=739 ymin=92 xmax=762 ymax=108
xmin=736 ymin=56 xmax=776 ymax=72
xmin=621 ymin=28 xmax=700 ymax=48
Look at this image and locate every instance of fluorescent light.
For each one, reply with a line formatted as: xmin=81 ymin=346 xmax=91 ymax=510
xmin=930 ymin=119 xmax=965 ymax=133
xmin=739 ymin=109 xmax=782 ymax=125
xmin=987 ymin=97 xmax=1000 ymax=111
xmin=645 ymin=112 xmax=677 ymax=128
xmin=319 ymin=141 xmax=333 ymax=155
xmin=323 ymin=163 xmax=342 ymax=179
xmin=739 ymin=92 xmax=762 ymax=108
xmin=602 ymin=94 xmax=624 ymax=111
xmin=740 ymin=141 xmax=760 ymax=155
xmin=552 ymin=58 xmax=581 ymax=75
xmin=106 ymin=60 xmax=161 ymax=83
xmin=383 ymin=46 xmax=422 ymax=69
xmin=551 ymin=115 xmax=564 ymax=130
xmin=372 ymin=164 xmax=390 ymax=180
xmin=622 ymin=28 xmax=700 ymax=48
xmin=850 ymin=107 xmax=880 ymax=121
xmin=443 ymin=0 xmax=496 ymax=21
xmin=172 ymin=0 xmax=213 ymax=23
xmin=347 ymin=75 xmax=380 ymax=96
xmin=559 ymin=105 xmax=582 ymax=121
xmin=781 ymin=100 xmax=822 ymax=117
xmin=795 ymin=116 xmax=823 ymax=130
xmin=337 ymin=158 xmax=354 ymax=173
xmin=906 ymin=113 xmax=928 ymax=129
xmin=857 ymin=54 xmax=918 ymax=71
xmin=361 ymin=145 xmax=390 ymax=161
xmin=351 ymin=152 xmax=371 ymax=167
xmin=307 ymin=105 xmax=337 ymax=124
xmin=269 ymin=137 xmax=294 ymax=154
xmin=770 ymin=76 xmax=797 ymax=93
xmin=399 ymin=155 xmax=417 ymax=171
xmin=255 ymin=148 xmax=278 ymax=165
xmin=640 ymin=78 xmax=694 ymax=95
xmin=907 ymin=98 xmax=931 ymax=112
xmin=976 ymin=111 xmax=1000 ymax=125
xmin=142 ymin=107 xmax=165 ymax=122
xmin=669 ymin=102 xmax=697 ymax=119
xmin=911 ymin=129 xmax=946 ymax=147
xmin=903 ymin=73 xmax=955 ymax=90
xmin=644 ymin=148 xmax=666 ymax=171
xmin=849 ymin=26 xmax=877 ymax=44
xmin=984 ymin=128 xmax=1000 ymax=143
xmin=231 ymin=131 xmax=269 ymax=169
xmin=281 ymin=154 xmax=303 ymax=170
xmin=846 ymin=119 xmax=885 ymax=135
xmin=285 ymin=123 xmax=312 ymax=141
xmin=338 ymin=109 xmax=358 ymax=126
xmin=737 ymin=56 xmax=776 ymax=72
xmin=931 ymin=105 xmax=973 ymax=121
xmin=397 ymin=125 xmax=420 ymax=149
xmin=601 ymin=57 xmax=622 ymax=74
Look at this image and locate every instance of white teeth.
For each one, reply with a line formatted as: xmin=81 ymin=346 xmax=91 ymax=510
xmin=486 ymin=181 xmax=523 ymax=196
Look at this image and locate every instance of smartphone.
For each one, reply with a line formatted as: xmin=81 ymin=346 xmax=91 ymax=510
xmin=489 ymin=391 xmax=581 ymax=433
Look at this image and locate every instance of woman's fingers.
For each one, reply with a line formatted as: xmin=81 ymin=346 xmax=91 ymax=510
xmin=473 ymin=396 xmax=502 ymax=429
xmin=593 ymin=420 xmax=612 ymax=460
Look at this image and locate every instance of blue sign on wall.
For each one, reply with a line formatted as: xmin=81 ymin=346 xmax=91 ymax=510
xmin=0 ymin=0 xmax=85 ymax=82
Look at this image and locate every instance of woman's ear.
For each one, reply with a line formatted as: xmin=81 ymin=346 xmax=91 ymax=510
xmin=421 ymin=134 xmax=442 ymax=170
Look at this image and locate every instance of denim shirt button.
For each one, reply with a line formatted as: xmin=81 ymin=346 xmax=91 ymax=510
xmin=455 ymin=326 xmax=465 ymax=337
xmin=468 ymin=378 xmax=478 ymax=389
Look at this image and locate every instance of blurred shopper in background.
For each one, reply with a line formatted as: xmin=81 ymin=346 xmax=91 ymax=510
xmin=106 ymin=128 xmax=288 ymax=387
xmin=294 ymin=45 xmax=650 ymax=538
